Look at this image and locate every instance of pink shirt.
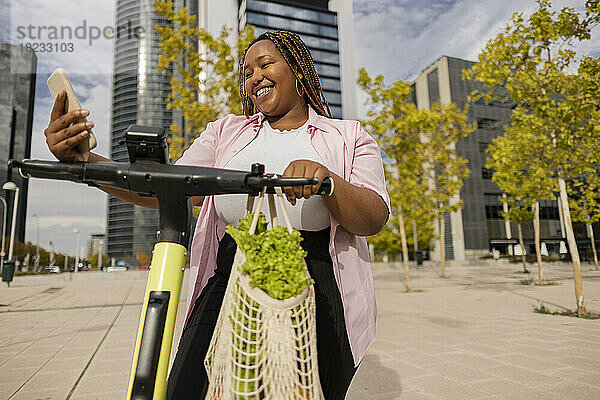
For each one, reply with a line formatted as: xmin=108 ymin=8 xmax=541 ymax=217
xmin=176 ymin=106 xmax=390 ymax=366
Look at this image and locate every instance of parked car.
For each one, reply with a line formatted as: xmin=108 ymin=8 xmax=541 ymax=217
xmin=107 ymin=266 xmax=128 ymax=272
xmin=43 ymin=266 xmax=60 ymax=273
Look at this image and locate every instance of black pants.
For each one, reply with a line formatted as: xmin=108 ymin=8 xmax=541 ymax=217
xmin=167 ymin=228 xmax=357 ymax=399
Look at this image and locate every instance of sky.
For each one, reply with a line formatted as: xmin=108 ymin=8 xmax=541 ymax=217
xmin=2 ymin=0 xmax=600 ymax=256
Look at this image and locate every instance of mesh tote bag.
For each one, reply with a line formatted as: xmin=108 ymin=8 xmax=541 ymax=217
xmin=204 ymin=186 xmax=324 ymax=400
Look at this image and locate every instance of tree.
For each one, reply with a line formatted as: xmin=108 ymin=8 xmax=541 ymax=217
xmin=465 ymin=0 xmax=600 ymax=315
xmin=568 ymin=167 xmax=600 ymax=270
xmin=486 ymin=121 xmax=556 ymax=283
xmin=424 ymin=103 xmax=473 ymax=278
xmin=501 ymin=199 xmax=534 ymax=273
xmin=358 ymin=69 xmax=435 ymax=291
xmin=89 ymin=254 xmax=110 ymax=269
xmin=154 ymin=0 xmax=255 ymax=160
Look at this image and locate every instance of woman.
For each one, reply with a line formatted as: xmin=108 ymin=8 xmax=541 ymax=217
xmin=44 ymin=30 xmax=389 ymax=399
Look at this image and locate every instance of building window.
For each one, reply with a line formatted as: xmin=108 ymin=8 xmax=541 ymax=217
xmin=485 ymin=193 xmax=504 ymax=220
xmin=427 ymin=68 xmax=439 ymax=105
xmin=476 ymin=118 xmax=500 ymax=129
xmin=538 ymin=200 xmax=560 ymax=220
xmin=479 ymin=142 xmax=493 ymax=179
xmin=481 ymin=168 xmax=494 ymax=180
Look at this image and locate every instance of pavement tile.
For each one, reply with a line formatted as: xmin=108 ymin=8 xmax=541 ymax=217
xmin=349 ymin=369 xmax=404 ymax=396
xmin=346 ymin=387 xmax=370 ymax=400
xmin=544 ymin=366 xmax=600 ymax=387
xmin=9 ymin=387 xmax=70 ymax=400
xmin=374 ymin=390 xmax=435 ymax=399
xmin=379 ymin=359 xmax=432 ymax=379
xmin=438 ymin=351 xmax=507 ymax=369
xmin=20 ymin=369 xmax=79 ymax=391
xmin=85 ymin=358 xmax=132 ymax=376
xmin=71 ymin=371 xmax=129 ymax=395
xmin=535 ymin=381 xmax=600 ymax=400
xmin=491 ymin=353 xmax=563 ymax=371
xmin=427 ymin=361 xmax=496 ymax=383
xmin=548 ymin=355 xmax=600 ymax=372
xmin=389 ymin=350 xmax=444 ymax=367
xmin=486 ymin=365 xmax=563 ymax=386
xmin=403 ymin=375 xmax=487 ymax=399
xmin=70 ymin=390 xmax=124 ymax=400
xmin=466 ymin=378 xmax=548 ymax=396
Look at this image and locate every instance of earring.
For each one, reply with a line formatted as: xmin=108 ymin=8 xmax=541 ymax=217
xmin=295 ymin=79 xmax=304 ymax=97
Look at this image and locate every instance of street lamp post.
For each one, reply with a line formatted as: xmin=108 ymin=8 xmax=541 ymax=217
xmin=49 ymin=240 xmax=55 ymax=267
xmin=73 ymin=228 xmax=80 ymax=273
xmin=33 ymin=213 xmax=40 ymax=271
xmin=3 ymin=182 xmax=20 ymax=262
xmin=0 ymin=196 xmax=6 ymax=273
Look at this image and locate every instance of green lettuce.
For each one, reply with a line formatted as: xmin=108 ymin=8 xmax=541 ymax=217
xmin=226 ymin=212 xmax=312 ymax=300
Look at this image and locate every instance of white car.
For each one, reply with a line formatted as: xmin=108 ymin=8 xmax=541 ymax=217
xmin=107 ymin=266 xmax=128 ymax=272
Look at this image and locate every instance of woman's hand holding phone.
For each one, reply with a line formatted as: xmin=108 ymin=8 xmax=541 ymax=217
xmin=44 ymin=90 xmax=94 ymax=162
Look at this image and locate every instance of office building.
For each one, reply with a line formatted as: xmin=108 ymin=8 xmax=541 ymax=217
xmin=0 ymin=43 xmax=37 ymax=243
xmin=411 ymin=55 xmax=582 ymax=260
xmin=87 ymin=233 xmax=105 ymax=259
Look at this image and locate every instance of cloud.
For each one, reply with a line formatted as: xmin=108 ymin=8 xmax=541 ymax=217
xmin=353 ymin=0 xmax=600 ymax=84
xmin=8 ymin=0 xmax=114 ymax=75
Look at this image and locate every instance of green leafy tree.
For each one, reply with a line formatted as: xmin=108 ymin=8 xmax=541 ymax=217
xmin=424 ymin=103 xmax=473 ymax=278
xmin=358 ymin=69 xmax=435 ymax=291
xmin=89 ymin=254 xmax=110 ymax=269
xmin=486 ymin=122 xmax=556 ymax=283
xmin=568 ymin=167 xmax=600 ymax=270
xmin=154 ymin=0 xmax=255 ymax=160
xmin=465 ymin=0 xmax=600 ymax=315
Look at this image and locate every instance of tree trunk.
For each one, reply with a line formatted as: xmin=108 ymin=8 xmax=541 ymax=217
xmin=439 ymin=215 xmax=446 ymax=278
xmin=558 ymin=176 xmax=586 ymax=315
xmin=533 ymin=201 xmax=543 ymax=284
xmin=518 ymin=222 xmax=528 ymax=273
xmin=412 ymin=219 xmax=419 ymax=266
xmin=398 ymin=206 xmax=412 ymax=291
xmin=587 ymin=224 xmax=599 ymax=270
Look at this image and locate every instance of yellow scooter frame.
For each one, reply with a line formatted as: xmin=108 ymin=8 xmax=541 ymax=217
xmin=126 ymin=242 xmax=186 ymax=399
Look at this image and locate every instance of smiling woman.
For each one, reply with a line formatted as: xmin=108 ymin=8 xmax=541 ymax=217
xmin=42 ymin=30 xmax=389 ymax=400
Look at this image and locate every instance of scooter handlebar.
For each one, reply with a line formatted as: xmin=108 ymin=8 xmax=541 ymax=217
xmin=8 ymin=159 xmax=333 ymax=197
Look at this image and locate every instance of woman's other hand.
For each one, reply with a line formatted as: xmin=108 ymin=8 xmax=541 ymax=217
xmin=283 ymin=160 xmax=330 ymax=205
xmin=44 ymin=90 xmax=93 ymax=162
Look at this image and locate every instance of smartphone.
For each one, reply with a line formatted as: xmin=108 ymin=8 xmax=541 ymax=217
xmin=47 ymin=68 xmax=97 ymax=153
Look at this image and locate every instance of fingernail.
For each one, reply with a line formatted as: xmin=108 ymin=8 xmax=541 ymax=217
xmin=85 ymin=121 xmax=94 ymax=128
xmin=81 ymin=131 xmax=89 ymax=137
xmin=80 ymin=109 xmax=89 ymax=117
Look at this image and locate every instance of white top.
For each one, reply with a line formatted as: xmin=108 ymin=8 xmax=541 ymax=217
xmin=213 ymin=121 xmax=330 ymax=231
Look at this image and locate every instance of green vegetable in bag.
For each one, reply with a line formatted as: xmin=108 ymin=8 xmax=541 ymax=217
xmin=226 ymin=212 xmax=313 ymax=300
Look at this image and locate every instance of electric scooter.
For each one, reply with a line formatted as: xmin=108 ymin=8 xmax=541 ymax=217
xmin=8 ymin=126 xmax=331 ymax=400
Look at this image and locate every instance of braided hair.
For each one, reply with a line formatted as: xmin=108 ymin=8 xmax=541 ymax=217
xmin=239 ymin=30 xmax=332 ymax=118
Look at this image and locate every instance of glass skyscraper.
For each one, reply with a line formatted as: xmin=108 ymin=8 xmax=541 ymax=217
xmin=107 ymin=0 xmax=174 ymax=262
xmin=0 ymin=43 xmax=37 ymax=243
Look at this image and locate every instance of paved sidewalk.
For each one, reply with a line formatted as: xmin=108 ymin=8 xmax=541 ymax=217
xmin=0 ymin=261 xmax=599 ymax=399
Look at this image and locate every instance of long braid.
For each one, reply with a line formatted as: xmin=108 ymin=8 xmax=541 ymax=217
xmin=239 ymin=31 xmax=332 ymax=118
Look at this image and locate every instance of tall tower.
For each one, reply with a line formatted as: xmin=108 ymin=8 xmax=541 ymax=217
xmin=0 ymin=43 xmax=37 ymax=243
xmin=107 ymin=0 xmax=174 ymax=262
